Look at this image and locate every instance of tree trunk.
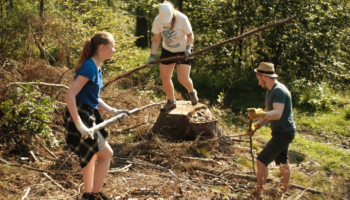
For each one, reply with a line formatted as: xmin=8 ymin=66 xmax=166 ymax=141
xmin=135 ymin=16 xmax=148 ymax=48
xmin=151 ymin=101 xmax=224 ymax=141
xmin=39 ymin=0 xmax=45 ymax=59
xmin=0 ymin=0 xmax=3 ymax=51
xmin=178 ymin=0 xmax=183 ymax=12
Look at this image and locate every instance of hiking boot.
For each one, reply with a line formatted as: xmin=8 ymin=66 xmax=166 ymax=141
xmin=161 ymin=100 xmax=176 ymax=112
xmin=81 ymin=193 xmax=92 ymax=200
xmin=91 ymin=191 xmax=111 ymax=200
xmin=189 ymin=89 xmax=198 ymax=105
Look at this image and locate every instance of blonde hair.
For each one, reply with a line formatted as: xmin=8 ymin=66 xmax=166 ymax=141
xmin=74 ymin=32 xmax=113 ymax=73
xmin=163 ymin=1 xmax=177 ymax=31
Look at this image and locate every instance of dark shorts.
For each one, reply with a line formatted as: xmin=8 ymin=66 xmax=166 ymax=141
xmin=257 ymin=131 xmax=295 ymax=167
xmin=160 ymin=47 xmax=194 ymax=65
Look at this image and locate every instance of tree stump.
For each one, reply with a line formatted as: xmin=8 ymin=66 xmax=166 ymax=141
xmin=151 ymin=101 xmax=224 ymax=141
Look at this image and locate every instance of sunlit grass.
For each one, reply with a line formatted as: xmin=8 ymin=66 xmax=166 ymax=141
xmin=294 ymin=107 xmax=350 ymax=137
xmin=0 ymin=164 xmax=30 ymax=175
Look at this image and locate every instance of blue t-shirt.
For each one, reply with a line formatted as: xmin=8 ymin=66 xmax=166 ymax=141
xmin=75 ymin=58 xmax=103 ymax=109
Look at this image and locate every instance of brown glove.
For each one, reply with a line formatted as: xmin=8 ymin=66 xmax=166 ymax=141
xmin=246 ymin=123 xmax=260 ymax=137
xmin=247 ymin=108 xmax=265 ymax=120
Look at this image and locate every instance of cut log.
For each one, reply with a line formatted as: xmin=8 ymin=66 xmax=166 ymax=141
xmin=151 ymin=101 xmax=224 ymax=141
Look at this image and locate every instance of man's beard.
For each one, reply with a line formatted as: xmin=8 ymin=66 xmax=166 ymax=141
xmin=261 ymin=81 xmax=267 ymax=89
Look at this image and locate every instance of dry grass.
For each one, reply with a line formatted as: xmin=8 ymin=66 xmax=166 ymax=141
xmin=0 ymin=58 xmax=348 ymax=199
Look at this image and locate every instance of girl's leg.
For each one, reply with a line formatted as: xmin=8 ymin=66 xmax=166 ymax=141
xmin=92 ymin=142 xmax=113 ymax=193
xmin=160 ymin=63 xmax=176 ymax=100
xmin=177 ymin=64 xmax=194 ymax=92
xmin=82 ymin=154 xmax=97 ymax=193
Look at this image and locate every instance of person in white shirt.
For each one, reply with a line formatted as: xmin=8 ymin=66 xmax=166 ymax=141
xmin=147 ymin=1 xmax=198 ymax=111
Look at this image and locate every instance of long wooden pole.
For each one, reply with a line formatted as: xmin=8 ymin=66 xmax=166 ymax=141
xmin=102 ymin=17 xmax=293 ymax=91
xmin=89 ymin=101 xmax=165 ymax=133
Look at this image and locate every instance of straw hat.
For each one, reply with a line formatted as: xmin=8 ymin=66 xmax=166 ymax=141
xmin=254 ymin=62 xmax=278 ymax=77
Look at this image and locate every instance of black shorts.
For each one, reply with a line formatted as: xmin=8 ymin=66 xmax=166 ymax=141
xmin=160 ymin=47 xmax=195 ymax=65
xmin=257 ymin=131 xmax=295 ymax=167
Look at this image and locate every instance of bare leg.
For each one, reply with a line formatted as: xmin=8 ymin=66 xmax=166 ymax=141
xmin=256 ymin=160 xmax=268 ymax=195
xmin=279 ymin=163 xmax=291 ymax=193
xmin=177 ymin=64 xmax=194 ymax=93
xmin=82 ymin=154 xmax=97 ymax=193
xmin=92 ymin=143 xmax=113 ymax=193
xmin=160 ymin=63 xmax=176 ymax=100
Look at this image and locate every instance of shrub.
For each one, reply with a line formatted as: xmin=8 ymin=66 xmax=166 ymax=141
xmin=289 ymin=78 xmax=337 ymax=112
xmin=344 ymin=105 xmax=350 ymax=120
xmin=0 ymin=82 xmax=59 ymax=148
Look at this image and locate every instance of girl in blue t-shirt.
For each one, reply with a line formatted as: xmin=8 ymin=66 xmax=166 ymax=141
xmin=64 ymin=32 xmax=128 ymax=200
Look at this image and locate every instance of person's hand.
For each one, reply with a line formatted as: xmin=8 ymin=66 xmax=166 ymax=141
xmin=246 ymin=123 xmax=260 ymax=137
xmin=185 ymin=45 xmax=193 ymax=56
xmin=147 ymin=54 xmax=156 ymax=66
xmin=111 ymin=108 xmax=130 ymax=120
xmin=247 ymin=108 xmax=265 ymax=120
xmin=75 ymin=119 xmax=94 ymax=140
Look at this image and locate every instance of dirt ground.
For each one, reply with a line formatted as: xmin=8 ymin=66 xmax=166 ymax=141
xmin=0 ymin=58 xmax=346 ymax=200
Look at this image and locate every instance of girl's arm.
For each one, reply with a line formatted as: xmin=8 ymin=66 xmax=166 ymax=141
xmin=150 ymin=33 xmax=161 ymax=55
xmin=64 ymin=75 xmax=89 ymax=122
xmin=186 ymin=32 xmax=194 ymax=46
xmin=98 ymin=98 xmax=113 ymax=112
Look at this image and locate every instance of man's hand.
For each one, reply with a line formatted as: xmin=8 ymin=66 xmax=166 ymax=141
xmin=75 ymin=120 xmax=94 ymax=140
xmin=246 ymin=123 xmax=260 ymax=137
xmin=147 ymin=54 xmax=156 ymax=66
xmin=185 ymin=46 xmax=193 ymax=56
xmin=111 ymin=108 xmax=130 ymax=119
xmin=247 ymin=108 xmax=265 ymax=120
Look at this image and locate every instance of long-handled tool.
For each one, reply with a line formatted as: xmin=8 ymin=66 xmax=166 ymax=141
xmin=89 ymin=101 xmax=165 ymax=133
xmin=248 ymin=118 xmax=256 ymax=175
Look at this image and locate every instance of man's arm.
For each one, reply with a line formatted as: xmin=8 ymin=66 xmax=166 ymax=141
xmin=256 ymin=103 xmax=284 ymax=126
xmin=263 ymin=103 xmax=285 ymax=120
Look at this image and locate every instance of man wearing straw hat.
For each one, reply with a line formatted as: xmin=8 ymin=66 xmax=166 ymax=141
xmin=246 ymin=62 xmax=296 ymax=198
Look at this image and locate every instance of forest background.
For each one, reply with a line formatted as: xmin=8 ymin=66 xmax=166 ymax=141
xmin=1 ymin=0 xmax=350 ymax=198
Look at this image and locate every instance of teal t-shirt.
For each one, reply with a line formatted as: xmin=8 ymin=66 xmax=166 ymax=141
xmin=265 ymin=81 xmax=296 ymax=134
xmin=75 ymin=58 xmax=103 ymax=109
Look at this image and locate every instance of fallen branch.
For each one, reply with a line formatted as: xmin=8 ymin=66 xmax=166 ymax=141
xmin=21 ymin=187 xmax=30 ymax=200
xmin=181 ymin=156 xmax=215 ymax=162
xmin=102 ymin=17 xmax=293 ymax=91
xmin=195 ymin=170 xmax=234 ymax=191
xmin=108 ymin=164 xmax=132 ymax=173
xmin=35 ymin=153 xmax=60 ymax=162
xmin=56 ymin=152 xmax=73 ymax=171
xmin=90 ymin=101 xmax=165 ymax=133
xmin=0 ymin=81 xmax=69 ymax=94
xmin=35 ymin=136 xmax=59 ymax=160
xmin=42 ymin=172 xmax=65 ymax=191
xmin=131 ymin=190 xmax=160 ymax=196
xmin=0 ymin=156 xmax=11 ymax=164
xmin=130 ymin=158 xmax=168 ymax=172
xmin=29 ymin=151 xmax=38 ymax=162
xmin=226 ymin=172 xmax=340 ymax=198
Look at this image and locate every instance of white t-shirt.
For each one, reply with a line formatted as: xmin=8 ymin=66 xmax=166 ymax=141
xmin=151 ymin=11 xmax=192 ymax=52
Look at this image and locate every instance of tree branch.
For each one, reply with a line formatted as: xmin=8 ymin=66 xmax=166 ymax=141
xmin=102 ymin=17 xmax=293 ymax=91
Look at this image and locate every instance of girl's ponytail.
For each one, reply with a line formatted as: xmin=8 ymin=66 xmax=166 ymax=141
xmin=74 ymin=38 xmax=93 ymax=73
xmin=74 ymin=32 xmax=113 ymax=73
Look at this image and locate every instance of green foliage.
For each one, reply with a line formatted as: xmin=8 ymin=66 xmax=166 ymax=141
xmin=344 ymin=105 xmax=350 ymax=120
xmin=0 ymin=83 xmax=58 ymax=146
xmin=0 ymin=0 xmax=145 ymax=75
xmin=289 ymin=78 xmax=337 ymax=112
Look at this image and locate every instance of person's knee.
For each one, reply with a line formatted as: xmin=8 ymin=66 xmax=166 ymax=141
xmin=177 ymin=75 xmax=189 ymax=84
xmin=161 ymin=74 xmax=172 ymax=82
xmin=257 ymin=159 xmax=267 ymax=169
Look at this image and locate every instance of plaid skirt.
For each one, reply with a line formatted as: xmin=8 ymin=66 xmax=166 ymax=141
xmin=64 ymin=101 xmax=108 ymax=168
